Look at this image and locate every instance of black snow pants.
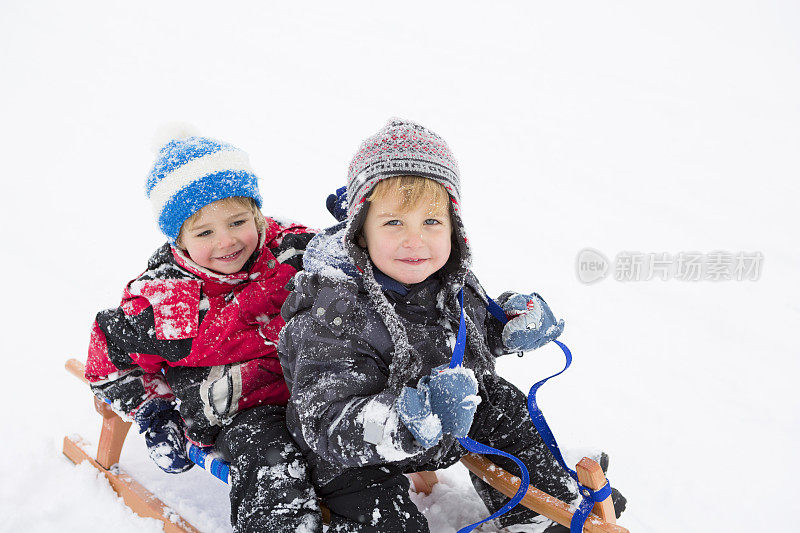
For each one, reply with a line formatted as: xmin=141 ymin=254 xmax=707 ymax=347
xmin=317 ymin=375 xmax=575 ymax=532
xmin=215 ymin=405 xmax=322 ymax=533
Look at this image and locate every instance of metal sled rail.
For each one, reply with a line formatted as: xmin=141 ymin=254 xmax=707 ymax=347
xmin=63 ymin=358 xmax=627 ymax=532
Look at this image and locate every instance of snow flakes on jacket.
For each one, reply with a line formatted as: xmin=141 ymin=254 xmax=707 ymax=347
xmin=86 ymin=216 xmax=314 ymax=446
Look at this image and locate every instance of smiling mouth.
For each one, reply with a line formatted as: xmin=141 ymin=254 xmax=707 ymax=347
xmin=216 ymin=249 xmax=243 ymax=261
xmin=398 ymin=258 xmax=428 ymax=264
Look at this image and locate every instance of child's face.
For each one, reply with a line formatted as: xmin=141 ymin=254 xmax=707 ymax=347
xmin=180 ymin=198 xmax=259 ymax=274
xmin=360 ymin=188 xmax=452 ymax=285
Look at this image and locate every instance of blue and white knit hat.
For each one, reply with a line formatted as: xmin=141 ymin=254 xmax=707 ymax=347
xmin=146 ymin=130 xmax=262 ymax=243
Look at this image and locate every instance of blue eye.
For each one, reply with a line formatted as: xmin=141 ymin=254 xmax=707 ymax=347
xmin=196 ymin=230 xmax=212 ymax=237
xmin=424 ymin=219 xmax=441 ymax=225
xmin=231 ymin=219 xmax=247 ymax=227
xmin=385 ymin=220 xmax=401 ymax=226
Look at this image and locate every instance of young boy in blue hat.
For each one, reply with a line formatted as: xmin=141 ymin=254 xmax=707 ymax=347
xmin=85 ymin=131 xmax=322 ymax=532
xmin=279 ymin=119 xmax=626 ymax=532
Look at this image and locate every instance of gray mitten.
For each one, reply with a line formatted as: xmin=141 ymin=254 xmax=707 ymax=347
xmin=424 ymin=365 xmax=481 ymax=438
xmin=395 ymin=383 xmax=443 ymax=449
xmin=500 ymin=292 xmax=564 ymax=352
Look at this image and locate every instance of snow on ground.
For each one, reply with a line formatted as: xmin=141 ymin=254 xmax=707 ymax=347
xmin=1 ymin=1 xmax=798 ymax=532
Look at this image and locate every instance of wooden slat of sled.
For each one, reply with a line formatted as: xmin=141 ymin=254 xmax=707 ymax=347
xmin=460 ymin=454 xmax=627 ymax=533
xmin=64 ymin=359 xmax=200 ymax=531
xmin=63 ymin=436 xmax=200 ymax=533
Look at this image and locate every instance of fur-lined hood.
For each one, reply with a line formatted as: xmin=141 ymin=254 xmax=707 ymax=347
xmin=284 ymin=219 xmax=496 ymax=392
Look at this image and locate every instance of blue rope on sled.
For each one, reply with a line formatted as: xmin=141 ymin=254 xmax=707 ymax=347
xmin=486 ymin=296 xmax=614 ymax=533
xmin=447 ymin=289 xmax=532 ymax=533
xmin=187 ymin=443 xmax=230 ymax=483
xmin=448 ymin=290 xmax=532 ymax=533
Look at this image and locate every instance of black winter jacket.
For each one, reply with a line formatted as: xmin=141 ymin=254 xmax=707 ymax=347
xmin=278 ymin=228 xmax=510 ymax=485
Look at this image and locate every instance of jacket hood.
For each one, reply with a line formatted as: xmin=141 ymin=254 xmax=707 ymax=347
xmin=287 ymin=217 xmax=494 ymax=393
xmin=301 ymin=222 xmax=361 ymax=281
xmin=279 ymin=223 xmax=361 ymax=329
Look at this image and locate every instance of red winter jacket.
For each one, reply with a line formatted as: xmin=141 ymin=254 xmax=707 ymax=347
xmin=85 ymin=216 xmax=314 ymax=445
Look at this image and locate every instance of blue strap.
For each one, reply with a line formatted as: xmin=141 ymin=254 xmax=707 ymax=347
xmin=449 ymin=289 xmax=468 ymax=369
xmin=528 ymin=339 xmax=612 ymax=533
xmin=486 ymin=294 xmax=508 ymax=325
xmin=485 ymin=296 xmax=614 ymax=532
xmin=449 ymin=289 xmax=532 ymax=532
xmin=455 ymin=436 xmax=530 ymax=533
xmin=570 ymin=480 xmax=612 ymax=532
xmin=526 ymin=339 xmax=574 ymax=475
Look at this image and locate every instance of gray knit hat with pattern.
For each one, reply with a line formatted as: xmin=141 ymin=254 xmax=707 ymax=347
xmin=346 ymin=118 xmax=462 ymax=218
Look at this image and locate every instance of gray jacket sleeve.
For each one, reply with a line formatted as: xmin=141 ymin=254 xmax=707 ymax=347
xmin=280 ymin=311 xmax=425 ymax=468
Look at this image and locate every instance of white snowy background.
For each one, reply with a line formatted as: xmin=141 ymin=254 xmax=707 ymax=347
xmin=1 ymin=1 xmax=798 ymax=532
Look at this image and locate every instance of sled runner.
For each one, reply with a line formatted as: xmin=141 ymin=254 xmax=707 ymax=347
xmin=63 ymin=358 xmax=627 ymax=533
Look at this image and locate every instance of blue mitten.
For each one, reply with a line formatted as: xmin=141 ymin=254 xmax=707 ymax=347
xmin=134 ymin=398 xmax=194 ymax=474
xmin=326 ymin=186 xmax=348 ymax=222
xmin=395 ymin=384 xmax=443 ymax=449
xmin=500 ymin=292 xmax=565 ymax=352
xmin=425 ymin=365 xmax=481 ymax=438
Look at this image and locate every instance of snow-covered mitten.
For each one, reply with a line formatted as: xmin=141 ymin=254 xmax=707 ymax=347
xmin=499 ymin=292 xmax=565 ymax=352
xmin=395 ymin=383 xmax=443 ymax=449
xmin=424 ymin=365 xmax=481 ymax=438
xmin=134 ymin=398 xmax=194 ymax=474
xmin=326 ymin=186 xmax=348 ymax=222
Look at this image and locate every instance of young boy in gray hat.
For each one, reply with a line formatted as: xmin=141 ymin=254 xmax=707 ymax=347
xmin=279 ymin=119 xmax=625 ymax=532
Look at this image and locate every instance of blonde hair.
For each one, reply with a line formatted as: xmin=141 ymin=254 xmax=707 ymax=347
xmin=367 ymin=175 xmax=450 ymax=214
xmin=175 ymin=196 xmax=265 ymax=249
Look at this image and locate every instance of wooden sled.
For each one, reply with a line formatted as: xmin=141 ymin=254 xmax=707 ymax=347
xmin=63 ymin=358 xmax=627 ymax=533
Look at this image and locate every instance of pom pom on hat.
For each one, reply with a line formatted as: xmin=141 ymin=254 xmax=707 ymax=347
xmin=145 ymin=127 xmax=262 ymax=243
xmin=150 ymin=122 xmax=201 ymax=153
